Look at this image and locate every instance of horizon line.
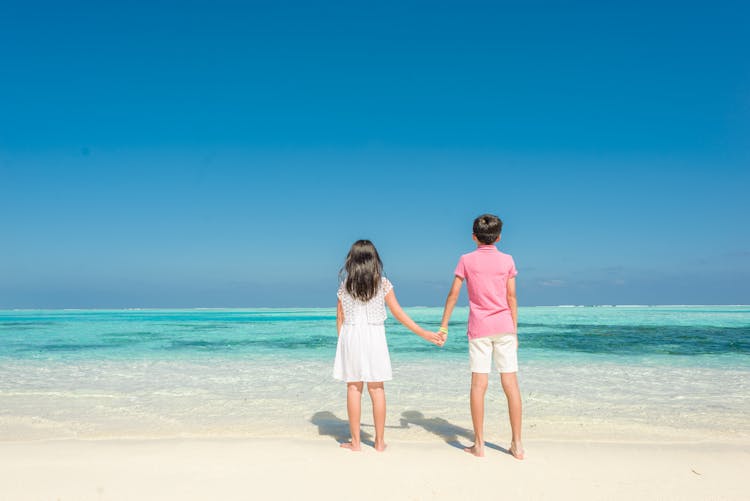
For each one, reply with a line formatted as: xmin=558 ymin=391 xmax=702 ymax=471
xmin=2 ymin=304 xmax=748 ymax=312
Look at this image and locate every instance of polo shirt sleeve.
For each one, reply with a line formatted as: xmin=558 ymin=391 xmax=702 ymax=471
xmin=454 ymin=256 xmax=466 ymax=279
xmin=508 ymin=256 xmax=518 ymax=278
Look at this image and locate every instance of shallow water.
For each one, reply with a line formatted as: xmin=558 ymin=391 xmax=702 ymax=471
xmin=1 ymin=306 xmax=748 ymax=442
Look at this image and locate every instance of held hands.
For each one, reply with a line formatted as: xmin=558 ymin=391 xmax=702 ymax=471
xmin=422 ymin=329 xmax=445 ymax=347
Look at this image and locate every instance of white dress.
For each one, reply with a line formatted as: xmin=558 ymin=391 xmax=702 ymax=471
xmin=333 ymin=278 xmax=393 ymax=382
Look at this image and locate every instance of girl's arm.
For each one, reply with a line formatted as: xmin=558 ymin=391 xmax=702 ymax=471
xmin=507 ymin=277 xmax=518 ymax=333
xmin=385 ymin=290 xmax=444 ymax=346
xmin=439 ymin=276 xmax=464 ymax=340
xmin=336 ymin=299 xmax=344 ymax=335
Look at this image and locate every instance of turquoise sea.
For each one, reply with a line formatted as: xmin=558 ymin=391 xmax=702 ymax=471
xmin=1 ymin=306 xmax=749 ymax=442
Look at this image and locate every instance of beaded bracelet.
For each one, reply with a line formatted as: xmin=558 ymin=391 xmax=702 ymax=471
xmin=438 ymin=327 xmax=449 ymax=335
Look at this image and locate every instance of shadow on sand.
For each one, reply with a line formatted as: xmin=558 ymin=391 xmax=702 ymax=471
xmin=400 ymin=410 xmax=509 ymax=454
xmin=309 ymin=411 xmax=374 ymax=447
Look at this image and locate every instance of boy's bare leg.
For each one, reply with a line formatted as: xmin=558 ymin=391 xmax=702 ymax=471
xmin=342 ymin=382 xmax=364 ymax=451
xmin=367 ymin=382 xmax=387 ymax=451
xmin=466 ymin=372 xmax=489 ymax=457
xmin=500 ymin=372 xmax=524 ymax=459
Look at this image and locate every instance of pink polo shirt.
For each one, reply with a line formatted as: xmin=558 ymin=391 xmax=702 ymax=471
xmin=454 ymin=245 xmax=518 ymax=339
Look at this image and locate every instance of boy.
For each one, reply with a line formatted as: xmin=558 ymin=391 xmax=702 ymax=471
xmin=439 ymin=214 xmax=524 ymax=459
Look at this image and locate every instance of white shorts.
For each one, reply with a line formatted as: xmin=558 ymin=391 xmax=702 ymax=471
xmin=469 ymin=334 xmax=518 ymax=373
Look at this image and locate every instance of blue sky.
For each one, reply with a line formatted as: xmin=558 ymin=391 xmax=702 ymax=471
xmin=1 ymin=1 xmax=749 ymax=307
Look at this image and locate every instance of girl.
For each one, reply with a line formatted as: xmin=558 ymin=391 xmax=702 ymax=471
xmin=333 ymin=239 xmax=444 ymax=452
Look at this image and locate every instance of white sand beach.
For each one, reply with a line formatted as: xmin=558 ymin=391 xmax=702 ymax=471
xmin=1 ymin=437 xmax=747 ymax=500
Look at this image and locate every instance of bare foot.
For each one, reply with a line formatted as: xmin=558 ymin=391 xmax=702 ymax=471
xmin=374 ymin=441 xmax=387 ymax=452
xmin=463 ymin=444 xmax=485 ymax=457
xmin=509 ymin=441 xmax=524 ymax=460
xmin=340 ymin=441 xmax=361 ymax=452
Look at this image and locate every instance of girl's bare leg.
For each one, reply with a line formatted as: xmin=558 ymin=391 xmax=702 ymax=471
xmin=342 ymin=382 xmax=364 ymax=451
xmin=367 ymin=382 xmax=387 ymax=451
xmin=500 ymin=372 xmax=524 ymax=459
xmin=466 ymin=372 xmax=488 ymax=457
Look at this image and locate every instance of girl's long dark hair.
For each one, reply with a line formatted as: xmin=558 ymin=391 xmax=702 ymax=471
xmin=339 ymin=240 xmax=383 ymax=301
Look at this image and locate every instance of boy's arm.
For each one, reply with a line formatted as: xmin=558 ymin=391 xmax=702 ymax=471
xmin=336 ymin=299 xmax=344 ymax=335
xmin=507 ymin=277 xmax=518 ymax=333
xmin=440 ymin=276 xmax=464 ymax=339
xmin=385 ymin=290 xmax=444 ymax=346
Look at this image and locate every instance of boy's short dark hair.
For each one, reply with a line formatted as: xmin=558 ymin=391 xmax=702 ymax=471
xmin=473 ymin=214 xmax=503 ymax=244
